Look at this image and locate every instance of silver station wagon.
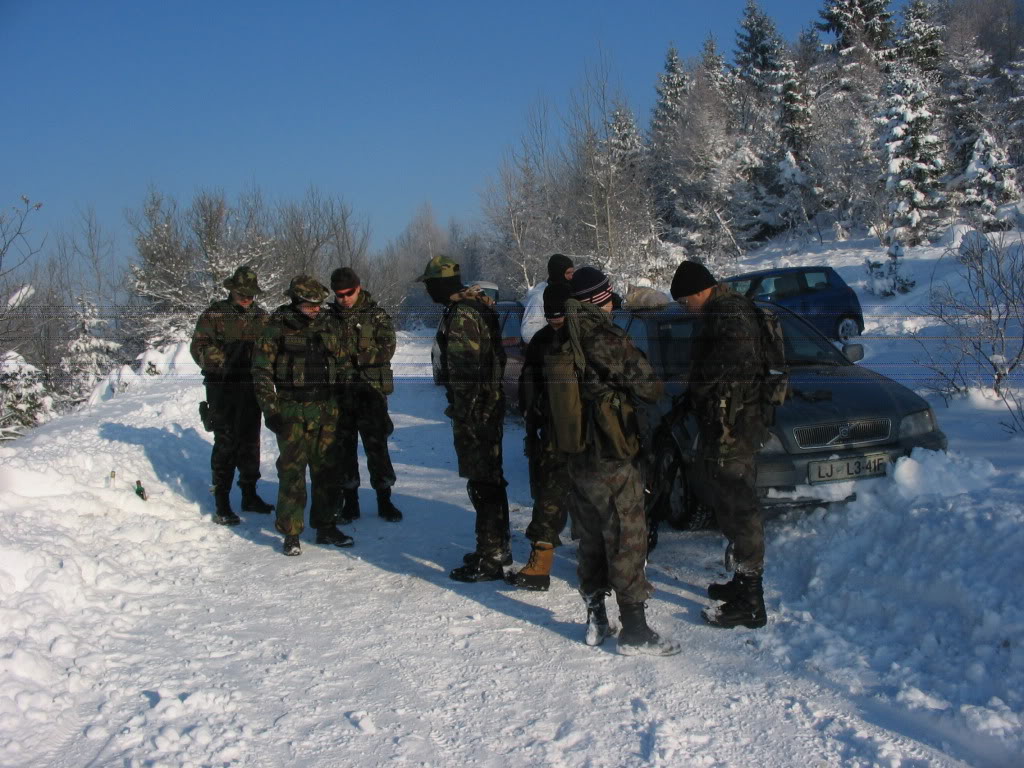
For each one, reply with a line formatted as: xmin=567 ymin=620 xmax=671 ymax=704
xmin=621 ymin=301 xmax=948 ymax=530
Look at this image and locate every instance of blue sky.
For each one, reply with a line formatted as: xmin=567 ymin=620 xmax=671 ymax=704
xmin=2 ymin=0 xmax=847 ymax=255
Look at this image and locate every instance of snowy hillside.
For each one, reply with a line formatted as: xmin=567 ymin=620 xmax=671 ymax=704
xmin=2 ymin=236 xmax=1024 ymax=767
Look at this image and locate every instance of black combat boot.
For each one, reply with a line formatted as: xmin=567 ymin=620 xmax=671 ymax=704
xmin=212 ymin=488 xmax=241 ymax=526
xmin=315 ymin=525 xmax=354 ymax=547
xmin=582 ymin=591 xmax=614 ymax=647
xmin=702 ymin=572 xmax=767 ymax=629
xmin=618 ymin=603 xmax=681 ymax=656
xmin=707 ymin=573 xmax=743 ymax=602
xmin=376 ymin=487 xmax=403 ymax=522
xmin=450 ymin=544 xmax=505 ymax=583
xmin=239 ymin=482 xmax=274 ymax=514
xmin=463 ymin=541 xmax=512 ymax=567
xmin=339 ymin=489 xmax=361 ymax=524
xmin=282 ymin=534 xmax=301 ymax=556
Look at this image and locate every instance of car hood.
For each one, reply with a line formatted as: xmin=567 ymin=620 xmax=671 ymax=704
xmin=776 ymin=364 xmax=929 ymax=450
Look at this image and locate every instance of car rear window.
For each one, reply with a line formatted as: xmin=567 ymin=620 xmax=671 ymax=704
xmin=804 ymin=271 xmax=830 ymax=290
xmin=727 ymin=278 xmax=754 ymax=295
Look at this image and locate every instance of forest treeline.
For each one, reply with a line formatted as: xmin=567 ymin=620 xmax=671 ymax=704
xmin=4 ymin=0 xmax=1024 ymax=435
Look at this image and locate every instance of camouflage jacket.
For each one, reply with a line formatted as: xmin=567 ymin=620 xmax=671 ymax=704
xmin=567 ymin=300 xmax=662 ymax=406
xmin=565 ymin=299 xmax=662 ymax=458
xmin=687 ymin=284 xmax=769 ymax=457
xmin=436 ymin=286 xmax=506 ymax=420
xmin=251 ymin=304 xmax=351 ymax=419
xmin=325 ymin=290 xmax=396 ymax=393
xmin=189 ymin=297 xmax=268 ymax=382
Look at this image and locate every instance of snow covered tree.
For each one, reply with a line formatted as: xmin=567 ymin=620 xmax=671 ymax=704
xmin=57 ymin=297 xmax=122 ymax=409
xmin=0 ymin=351 xmax=55 ymax=439
xmin=648 ymin=45 xmax=690 ymax=236
xmin=896 ymin=0 xmax=944 ymax=73
xmin=947 ymin=42 xmax=1019 ymax=226
xmin=817 ymin=0 xmax=895 ymax=58
xmin=877 ymin=60 xmax=946 ymax=245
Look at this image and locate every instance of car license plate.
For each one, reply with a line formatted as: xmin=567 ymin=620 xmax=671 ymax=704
xmin=808 ymin=454 xmax=888 ymax=484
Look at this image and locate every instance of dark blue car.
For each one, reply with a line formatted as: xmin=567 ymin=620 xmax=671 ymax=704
xmin=724 ymin=266 xmax=864 ymax=341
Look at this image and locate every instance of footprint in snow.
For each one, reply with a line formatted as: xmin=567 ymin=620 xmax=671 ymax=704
xmin=345 ymin=710 xmax=377 ymax=734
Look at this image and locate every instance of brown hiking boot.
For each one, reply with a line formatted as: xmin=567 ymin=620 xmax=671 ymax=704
xmin=512 ymin=542 xmax=555 ymax=591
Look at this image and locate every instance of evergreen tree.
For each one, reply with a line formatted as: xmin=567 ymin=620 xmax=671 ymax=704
xmin=818 ymin=0 xmax=895 ymax=58
xmin=0 ymin=351 xmax=55 ymax=439
xmin=648 ymin=45 xmax=690 ymax=236
xmin=877 ymin=60 xmax=946 ymax=245
xmin=896 ymin=0 xmax=944 ymax=73
xmin=57 ymin=298 xmax=122 ymax=409
xmin=735 ymin=0 xmax=787 ymax=95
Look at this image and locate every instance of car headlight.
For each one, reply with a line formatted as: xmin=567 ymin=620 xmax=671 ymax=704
xmin=899 ymin=409 xmax=936 ymax=439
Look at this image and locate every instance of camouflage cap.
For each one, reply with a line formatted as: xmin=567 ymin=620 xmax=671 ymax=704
xmin=223 ymin=265 xmax=263 ymax=296
xmin=415 ymin=254 xmax=460 ymax=282
xmin=285 ymin=275 xmax=330 ymax=304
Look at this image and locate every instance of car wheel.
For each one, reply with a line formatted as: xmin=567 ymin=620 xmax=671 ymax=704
xmin=653 ymin=446 xmax=713 ymax=531
xmin=836 ymin=316 xmax=860 ymax=342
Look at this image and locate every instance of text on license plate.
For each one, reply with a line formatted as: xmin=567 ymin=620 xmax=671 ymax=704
xmin=808 ymin=454 xmax=888 ymax=484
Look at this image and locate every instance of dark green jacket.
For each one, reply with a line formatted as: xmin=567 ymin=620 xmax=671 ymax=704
xmin=325 ymin=290 xmax=397 ymax=394
xmin=190 ymin=297 xmax=268 ymax=382
xmin=251 ymin=304 xmax=350 ymax=420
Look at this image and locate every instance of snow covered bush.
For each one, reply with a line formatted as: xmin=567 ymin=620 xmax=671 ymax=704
xmin=922 ymin=230 xmax=1024 ymax=431
xmin=0 ymin=351 xmax=55 ymax=439
xmin=865 ymin=241 xmax=916 ymax=296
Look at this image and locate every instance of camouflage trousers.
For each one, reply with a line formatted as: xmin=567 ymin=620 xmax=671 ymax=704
xmin=525 ymin=438 xmax=571 ymax=547
xmin=692 ymin=452 xmax=764 ymax=574
xmin=206 ymin=382 xmax=262 ymax=490
xmin=567 ymin=452 xmax=654 ymax=607
xmin=451 ymin=402 xmax=509 ymax=552
xmin=334 ymin=382 xmax=396 ymax=491
xmin=273 ymin=398 xmax=339 ymax=536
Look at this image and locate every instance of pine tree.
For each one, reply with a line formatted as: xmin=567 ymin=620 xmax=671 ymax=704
xmin=735 ymin=0 xmax=786 ymax=95
xmin=648 ymin=45 xmax=690 ymax=236
xmin=0 ymin=351 xmax=55 ymax=439
xmin=896 ymin=0 xmax=943 ymax=73
xmin=57 ymin=298 xmax=122 ymax=409
xmin=818 ymin=0 xmax=895 ymax=58
xmin=877 ymin=60 xmax=946 ymax=245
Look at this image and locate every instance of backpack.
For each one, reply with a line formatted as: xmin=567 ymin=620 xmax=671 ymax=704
xmin=755 ymin=305 xmax=789 ymax=421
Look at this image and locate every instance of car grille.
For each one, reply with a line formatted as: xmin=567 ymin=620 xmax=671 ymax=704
xmin=793 ymin=418 xmax=891 ymax=449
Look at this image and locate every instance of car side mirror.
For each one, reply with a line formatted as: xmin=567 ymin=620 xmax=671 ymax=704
xmin=843 ymin=343 xmax=864 ymax=362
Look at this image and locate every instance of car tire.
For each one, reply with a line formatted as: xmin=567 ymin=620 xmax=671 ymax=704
xmin=652 ymin=446 xmax=713 ymax=531
xmin=835 ymin=316 xmax=860 ymax=343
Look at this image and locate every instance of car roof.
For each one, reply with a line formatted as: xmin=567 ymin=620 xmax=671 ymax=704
xmin=467 ymin=279 xmax=499 ymax=290
xmin=724 ymin=266 xmax=827 ymax=279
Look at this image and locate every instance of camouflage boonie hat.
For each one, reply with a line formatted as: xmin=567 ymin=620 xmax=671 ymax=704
xmin=415 ymin=254 xmax=460 ymax=282
xmin=285 ymin=275 xmax=330 ymax=304
xmin=223 ymin=265 xmax=263 ymax=296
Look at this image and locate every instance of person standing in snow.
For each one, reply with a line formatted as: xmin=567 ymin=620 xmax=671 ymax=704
xmin=324 ymin=267 xmax=402 ymax=524
xmin=417 ymin=255 xmax=511 ymax=582
xmin=251 ymin=275 xmax=354 ymax=556
xmin=671 ymin=261 xmax=770 ymax=629
xmin=519 ymin=253 xmax=575 ymax=344
xmin=509 ymin=283 xmax=574 ymax=592
xmin=190 ymin=264 xmax=274 ymax=526
xmin=557 ymin=266 xmax=679 ymax=655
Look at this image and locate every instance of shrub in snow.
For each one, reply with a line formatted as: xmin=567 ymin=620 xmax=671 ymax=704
xmin=56 ymin=298 xmax=122 ymax=410
xmin=0 ymin=352 xmax=55 ymax=439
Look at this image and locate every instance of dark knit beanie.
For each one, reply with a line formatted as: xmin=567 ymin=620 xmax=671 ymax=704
xmin=670 ymin=261 xmax=717 ymax=299
xmin=543 ymin=283 xmax=572 ymax=318
xmin=547 ymin=253 xmax=574 ymax=284
xmin=570 ymin=266 xmax=613 ymax=306
xmin=330 ymin=267 xmax=361 ymax=291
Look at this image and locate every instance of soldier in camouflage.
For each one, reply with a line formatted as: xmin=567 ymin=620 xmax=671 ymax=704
xmin=251 ymin=275 xmax=354 ymax=556
xmin=561 ymin=266 xmax=679 ymax=655
xmin=325 ymin=267 xmax=402 ymax=523
xmin=417 ymin=255 xmax=511 ymax=582
xmin=190 ymin=265 xmax=274 ymax=525
xmin=509 ymin=283 xmax=574 ymax=592
xmin=672 ymin=260 xmax=770 ymax=629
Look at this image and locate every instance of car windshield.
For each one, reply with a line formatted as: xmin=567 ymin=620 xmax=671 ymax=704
xmin=650 ymin=304 xmax=849 ymax=371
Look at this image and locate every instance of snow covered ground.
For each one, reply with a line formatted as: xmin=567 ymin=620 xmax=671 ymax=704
xmin=2 ymin=235 xmax=1023 ymax=767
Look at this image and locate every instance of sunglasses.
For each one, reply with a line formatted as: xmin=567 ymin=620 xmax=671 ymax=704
xmin=334 ymin=288 xmax=358 ymax=298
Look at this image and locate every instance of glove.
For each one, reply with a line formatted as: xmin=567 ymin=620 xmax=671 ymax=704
xmin=264 ymin=413 xmax=285 ymax=434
